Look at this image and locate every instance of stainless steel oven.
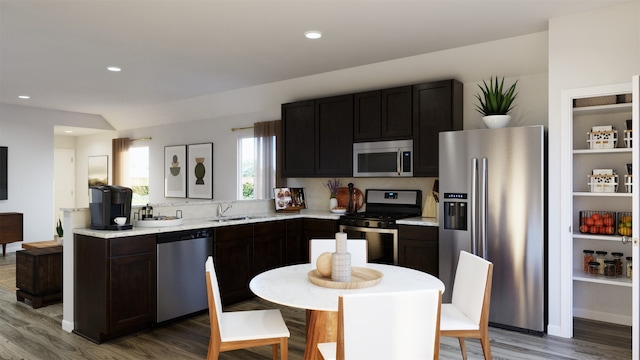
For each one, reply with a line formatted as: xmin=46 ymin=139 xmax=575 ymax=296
xmin=339 ymin=224 xmax=398 ymax=264
xmin=339 ymin=189 xmax=422 ymax=265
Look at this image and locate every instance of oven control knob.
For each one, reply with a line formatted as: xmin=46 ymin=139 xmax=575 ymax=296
xmin=377 ymin=222 xmax=385 ymax=228
xmin=364 ymin=221 xmax=370 ymax=227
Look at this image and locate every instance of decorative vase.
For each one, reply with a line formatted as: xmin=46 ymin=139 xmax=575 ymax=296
xmin=329 ymin=197 xmax=338 ymax=211
xmin=55 ymin=235 xmax=63 ymax=245
xmin=482 ymin=115 xmax=511 ymax=129
xmin=331 ymin=232 xmax=351 ymax=282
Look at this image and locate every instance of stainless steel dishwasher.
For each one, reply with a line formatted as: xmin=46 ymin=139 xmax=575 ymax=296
xmin=156 ymin=229 xmax=213 ymax=323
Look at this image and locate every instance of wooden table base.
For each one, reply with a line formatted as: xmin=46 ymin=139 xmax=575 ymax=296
xmin=304 ymin=310 xmax=338 ymax=360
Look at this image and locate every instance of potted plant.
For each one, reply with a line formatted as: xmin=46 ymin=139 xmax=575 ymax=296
xmin=475 ymin=76 xmax=518 ymax=129
xmin=324 ymin=178 xmax=341 ymax=211
xmin=55 ymin=219 xmax=63 ymax=245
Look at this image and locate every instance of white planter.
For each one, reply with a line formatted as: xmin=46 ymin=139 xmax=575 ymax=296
xmin=482 ymin=115 xmax=511 ymax=129
xmin=329 ymin=197 xmax=338 ymax=211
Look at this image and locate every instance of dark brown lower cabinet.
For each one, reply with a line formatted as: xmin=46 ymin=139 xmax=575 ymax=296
xmin=285 ymin=219 xmax=305 ymax=265
xmin=214 ymin=224 xmax=254 ymax=306
xmin=398 ymin=225 xmax=439 ymax=276
xmin=302 ymin=218 xmax=339 ymax=263
xmin=253 ymin=221 xmax=286 ymax=275
xmin=74 ymin=234 xmax=156 ymax=343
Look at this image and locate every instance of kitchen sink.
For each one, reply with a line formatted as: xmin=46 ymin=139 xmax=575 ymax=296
xmin=210 ymin=215 xmax=263 ymax=222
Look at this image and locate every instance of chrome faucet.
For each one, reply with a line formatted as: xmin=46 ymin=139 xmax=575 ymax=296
xmin=218 ymin=203 xmax=232 ymax=217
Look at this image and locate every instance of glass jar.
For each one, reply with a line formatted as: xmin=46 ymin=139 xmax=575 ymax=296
xmin=611 ymin=252 xmax=624 ymax=276
xmin=604 ymin=260 xmax=617 ymax=278
xmin=588 ymin=261 xmax=600 ymax=276
xmin=627 ymin=257 xmax=633 ymax=278
xmin=595 ymin=251 xmax=608 ymax=275
xmin=583 ymin=250 xmax=595 ymax=272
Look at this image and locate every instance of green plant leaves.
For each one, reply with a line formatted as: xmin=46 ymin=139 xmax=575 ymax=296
xmin=475 ymin=76 xmax=518 ymax=116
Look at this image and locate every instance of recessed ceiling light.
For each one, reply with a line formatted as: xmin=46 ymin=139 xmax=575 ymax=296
xmin=64 ymin=130 xmax=73 ymax=134
xmin=304 ymin=31 xmax=322 ymax=39
xmin=107 ymin=66 xmax=122 ymax=72
xmin=18 ymin=95 xmax=30 ymax=99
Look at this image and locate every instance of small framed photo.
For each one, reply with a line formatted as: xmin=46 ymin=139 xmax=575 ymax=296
xmin=187 ymin=143 xmax=213 ymax=199
xmin=164 ymin=145 xmax=187 ymax=198
xmin=274 ymin=187 xmax=306 ymax=212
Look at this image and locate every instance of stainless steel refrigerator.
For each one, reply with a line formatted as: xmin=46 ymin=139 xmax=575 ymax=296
xmin=438 ymin=125 xmax=546 ymax=334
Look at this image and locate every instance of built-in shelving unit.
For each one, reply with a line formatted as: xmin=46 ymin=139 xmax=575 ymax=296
xmin=565 ymin=85 xmax=634 ymax=328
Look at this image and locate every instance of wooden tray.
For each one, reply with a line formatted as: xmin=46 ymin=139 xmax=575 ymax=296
xmin=335 ymin=187 xmax=364 ymax=211
xmin=308 ymin=267 xmax=383 ymax=289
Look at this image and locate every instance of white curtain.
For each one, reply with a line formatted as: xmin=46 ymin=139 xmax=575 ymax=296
xmin=253 ymin=120 xmax=283 ymax=199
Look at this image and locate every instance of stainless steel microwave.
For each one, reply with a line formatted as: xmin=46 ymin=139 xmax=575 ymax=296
xmin=353 ymin=139 xmax=413 ymax=177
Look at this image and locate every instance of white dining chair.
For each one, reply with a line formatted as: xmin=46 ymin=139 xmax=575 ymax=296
xmin=317 ymin=289 xmax=442 ymax=360
xmin=439 ymin=250 xmax=494 ymax=360
xmin=205 ymin=256 xmax=290 ymax=360
xmin=309 ymin=238 xmax=368 ymax=266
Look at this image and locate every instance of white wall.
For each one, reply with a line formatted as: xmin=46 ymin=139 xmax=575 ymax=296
xmin=547 ymin=0 xmax=640 ymax=337
xmin=0 ymin=104 xmax=110 ymax=248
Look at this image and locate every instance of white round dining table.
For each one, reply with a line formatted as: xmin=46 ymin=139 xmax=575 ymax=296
xmin=249 ymin=263 xmax=445 ymax=360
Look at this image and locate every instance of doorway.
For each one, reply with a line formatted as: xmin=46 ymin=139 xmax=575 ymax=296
xmin=54 ymin=148 xmax=75 ymax=232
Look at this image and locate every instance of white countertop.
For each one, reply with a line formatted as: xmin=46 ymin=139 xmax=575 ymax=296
xmin=73 ymin=211 xmax=439 ymax=238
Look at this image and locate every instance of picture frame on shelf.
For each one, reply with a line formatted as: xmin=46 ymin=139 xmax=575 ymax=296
xmin=164 ymin=145 xmax=187 ymax=198
xmin=273 ymin=187 xmax=306 ymax=212
xmin=187 ymin=143 xmax=213 ymax=199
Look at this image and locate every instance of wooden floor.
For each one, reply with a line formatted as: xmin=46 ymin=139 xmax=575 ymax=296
xmin=0 ymin=253 xmax=632 ymax=359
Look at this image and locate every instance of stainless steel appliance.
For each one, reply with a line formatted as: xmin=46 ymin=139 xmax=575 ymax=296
xmin=156 ymin=229 xmax=213 ymax=323
xmin=340 ymin=189 xmax=422 ymax=264
xmin=89 ymin=185 xmax=133 ymax=230
xmin=439 ymin=125 xmax=546 ymax=335
xmin=353 ymin=140 xmax=413 ymax=177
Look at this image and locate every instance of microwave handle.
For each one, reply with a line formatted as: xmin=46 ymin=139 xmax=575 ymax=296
xmin=396 ymin=149 xmax=401 ymax=175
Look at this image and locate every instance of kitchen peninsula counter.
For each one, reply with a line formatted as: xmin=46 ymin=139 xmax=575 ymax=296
xmin=73 ymin=210 xmax=341 ymax=238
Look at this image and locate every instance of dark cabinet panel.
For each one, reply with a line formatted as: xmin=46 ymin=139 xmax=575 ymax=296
xmin=303 ymin=219 xmax=338 ymax=264
xmin=214 ymin=224 xmax=253 ymax=305
xmin=398 ymin=225 xmax=438 ymax=276
xmin=0 ymin=212 xmax=23 ymax=256
xmin=354 ymin=86 xmax=412 ymax=142
xmin=354 ymin=90 xmax=382 ymax=141
xmin=253 ymin=221 xmax=286 ymax=275
xmin=315 ymin=95 xmax=354 ymax=176
xmin=381 ymin=86 xmax=413 ymax=139
xmin=282 ymin=95 xmax=353 ymax=177
xmin=282 ymin=100 xmax=315 ymax=177
xmin=413 ymin=80 xmax=463 ymax=176
xmin=285 ymin=219 xmax=305 ymax=265
xmin=74 ymin=234 xmax=156 ymax=343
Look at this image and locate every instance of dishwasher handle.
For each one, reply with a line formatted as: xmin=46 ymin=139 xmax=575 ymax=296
xmin=157 ymin=229 xmax=212 ymax=243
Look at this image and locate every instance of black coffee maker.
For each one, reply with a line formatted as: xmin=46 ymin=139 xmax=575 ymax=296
xmin=89 ymin=185 xmax=133 ymax=230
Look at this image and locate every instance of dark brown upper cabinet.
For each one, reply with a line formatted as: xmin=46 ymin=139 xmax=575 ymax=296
xmin=412 ymin=79 xmax=463 ymax=177
xmin=282 ymin=95 xmax=353 ymax=177
xmin=354 ymin=86 xmax=412 ymax=142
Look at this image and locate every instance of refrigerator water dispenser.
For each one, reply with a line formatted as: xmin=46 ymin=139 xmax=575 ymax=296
xmin=443 ymin=201 xmax=467 ymax=230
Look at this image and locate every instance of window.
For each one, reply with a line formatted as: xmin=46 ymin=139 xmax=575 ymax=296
xmin=238 ymin=136 xmax=255 ymax=200
xmin=238 ymin=134 xmax=276 ymax=200
xmin=129 ymin=146 xmax=149 ymax=206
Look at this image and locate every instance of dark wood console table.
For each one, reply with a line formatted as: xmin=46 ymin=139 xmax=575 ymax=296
xmin=0 ymin=212 xmax=23 ymax=256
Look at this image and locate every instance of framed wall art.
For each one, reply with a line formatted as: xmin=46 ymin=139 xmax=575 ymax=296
xmin=187 ymin=142 xmax=213 ymax=199
xmin=164 ymin=145 xmax=187 ymax=198
xmin=88 ymin=155 xmax=108 ymax=187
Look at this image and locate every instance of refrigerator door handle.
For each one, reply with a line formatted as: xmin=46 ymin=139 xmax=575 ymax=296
xmin=471 ymin=158 xmax=478 ymax=255
xmin=480 ymin=157 xmax=488 ymax=258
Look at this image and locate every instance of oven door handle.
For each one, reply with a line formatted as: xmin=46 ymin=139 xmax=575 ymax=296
xmin=339 ymin=225 xmax=398 ymax=234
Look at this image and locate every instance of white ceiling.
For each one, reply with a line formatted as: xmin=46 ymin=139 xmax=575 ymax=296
xmin=0 ymin=0 xmax=630 ymax=134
